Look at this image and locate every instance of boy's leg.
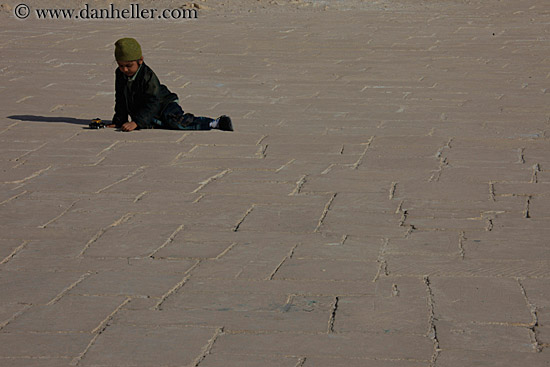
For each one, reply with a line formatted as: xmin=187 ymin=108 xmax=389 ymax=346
xmin=161 ymin=102 xmax=213 ymax=130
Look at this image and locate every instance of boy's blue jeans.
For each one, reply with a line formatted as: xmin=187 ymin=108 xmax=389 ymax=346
xmin=155 ymin=102 xmax=213 ymax=130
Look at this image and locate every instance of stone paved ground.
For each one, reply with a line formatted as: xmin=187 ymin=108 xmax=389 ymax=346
xmin=1 ymin=0 xmax=550 ymax=366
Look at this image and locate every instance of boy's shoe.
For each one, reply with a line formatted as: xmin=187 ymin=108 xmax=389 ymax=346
xmin=217 ymin=115 xmax=233 ymax=131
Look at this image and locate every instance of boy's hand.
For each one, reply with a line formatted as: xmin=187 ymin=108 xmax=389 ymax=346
xmin=121 ymin=121 xmax=138 ymax=131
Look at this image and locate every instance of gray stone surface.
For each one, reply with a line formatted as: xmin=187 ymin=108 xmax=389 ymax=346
xmin=1 ymin=0 xmax=549 ymax=365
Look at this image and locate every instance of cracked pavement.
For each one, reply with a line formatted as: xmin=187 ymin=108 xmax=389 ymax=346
xmin=1 ymin=0 xmax=549 ymax=366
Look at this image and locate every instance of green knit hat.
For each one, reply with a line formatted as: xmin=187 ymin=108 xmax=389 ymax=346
xmin=114 ymin=38 xmax=142 ymax=61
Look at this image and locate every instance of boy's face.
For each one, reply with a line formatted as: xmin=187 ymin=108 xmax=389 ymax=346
xmin=117 ymin=58 xmax=142 ymax=77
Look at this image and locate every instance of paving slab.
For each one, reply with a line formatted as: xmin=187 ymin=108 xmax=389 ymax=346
xmin=79 ymin=324 xmax=218 ymax=367
xmin=1 ymin=294 xmax=127 ymax=333
xmin=1 ymin=0 xmax=549 ymax=365
xmin=436 ymin=320 xmax=534 ymax=353
xmin=198 ymin=354 xmax=299 ymax=367
xmin=0 ymin=357 xmax=74 ymax=367
xmin=0 ymin=332 xmax=93 ymax=358
xmin=209 ymin=331 xmax=434 ymax=360
xmin=334 ymin=294 xmax=428 ymax=334
xmin=302 ymin=358 xmax=427 ymax=367
xmin=437 ymin=349 xmax=550 ymax=367
xmin=431 ymin=277 xmax=533 ymax=325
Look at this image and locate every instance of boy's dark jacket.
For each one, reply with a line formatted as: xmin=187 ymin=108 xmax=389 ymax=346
xmin=112 ymin=62 xmax=178 ymax=129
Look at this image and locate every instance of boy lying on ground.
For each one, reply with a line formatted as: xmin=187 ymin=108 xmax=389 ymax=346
xmin=109 ymin=37 xmax=233 ymax=132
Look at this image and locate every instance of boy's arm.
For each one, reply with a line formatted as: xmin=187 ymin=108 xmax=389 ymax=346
xmin=131 ymin=73 xmax=163 ymax=129
xmin=112 ymin=70 xmax=129 ymax=127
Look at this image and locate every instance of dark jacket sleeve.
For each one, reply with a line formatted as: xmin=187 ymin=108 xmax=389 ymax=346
xmin=112 ymin=69 xmax=129 ymax=127
xmin=131 ymin=71 xmax=164 ymax=129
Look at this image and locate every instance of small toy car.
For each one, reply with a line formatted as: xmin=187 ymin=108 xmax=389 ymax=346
xmin=89 ymin=118 xmax=105 ymax=129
